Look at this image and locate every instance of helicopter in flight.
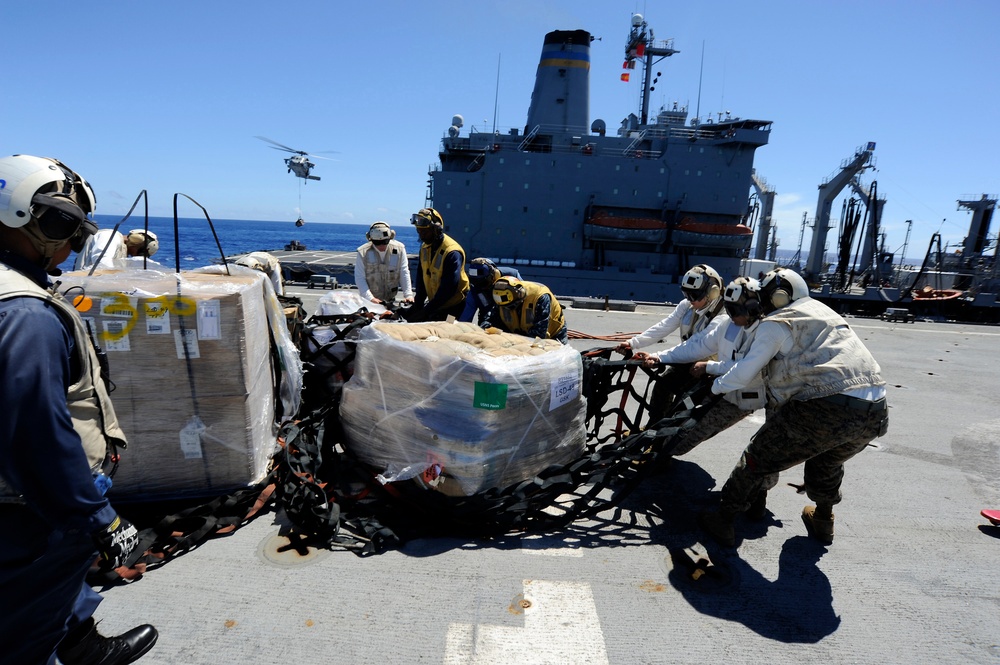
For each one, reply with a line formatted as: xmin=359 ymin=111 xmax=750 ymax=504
xmin=255 ymin=136 xmax=332 ymax=182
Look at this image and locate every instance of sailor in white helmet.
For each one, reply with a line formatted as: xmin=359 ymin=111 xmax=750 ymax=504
xmin=626 ymin=264 xmax=727 ymax=421
xmin=697 ymin=268 xmax=888 ymax=547
xmin=354 ymin=221 xmax=413 ymax=305
xmin=0 ymin=154 xmax=159 ymax=664
xmin=639 ymin=277 xmax=769 ymax=507
xmin=74 ymin=227 xmax=159 ymax=271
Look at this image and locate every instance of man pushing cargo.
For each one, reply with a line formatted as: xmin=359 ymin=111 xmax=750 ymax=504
xmin=405 ymin=207 xmax=469 ymax=321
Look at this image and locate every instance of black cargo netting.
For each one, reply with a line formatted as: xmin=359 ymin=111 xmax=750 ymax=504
xmin=275 ymin=314 xmax=714 ymax=555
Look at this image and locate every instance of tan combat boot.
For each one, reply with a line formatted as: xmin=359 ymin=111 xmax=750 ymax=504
xmin=801 ymin=505 xmax=835 ymax=544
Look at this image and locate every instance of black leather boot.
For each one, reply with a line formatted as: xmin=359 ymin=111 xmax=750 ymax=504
xmin=57 ymin=618 xmax=158 ymax=665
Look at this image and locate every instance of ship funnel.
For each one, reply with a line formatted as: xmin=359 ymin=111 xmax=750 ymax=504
xmin=525 ymin=30 xmax=591 ymax=134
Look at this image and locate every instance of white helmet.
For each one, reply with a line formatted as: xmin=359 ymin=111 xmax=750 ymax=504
xmin=0 ymin=155 xmax=97 ymax=266
xmin=759 ymin=268 xmax=809 ymax=313
xmin=680 ymin=264 xmax=724 ymax=303
xmin=366 ymin=221 xmax=395 ymax=243
xmin=125 ymin=229 xmax=159 ymax=257
xmin=723 ymin=277 xmax=763 ymax=324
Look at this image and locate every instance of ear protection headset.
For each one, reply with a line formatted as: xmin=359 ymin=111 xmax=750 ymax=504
xmin=366 ymin=222 xmax=395 ymax=242
xmin=493 ymin=277 xmax=527 ymax=306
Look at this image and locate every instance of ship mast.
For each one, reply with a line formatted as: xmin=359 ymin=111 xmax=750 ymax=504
xmin=625 ymin=14 xmax=678 ymax=126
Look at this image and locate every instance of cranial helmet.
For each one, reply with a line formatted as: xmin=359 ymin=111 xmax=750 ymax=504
xmin=493 ymin=276 xmax=527 ymax=306
xmin=0 ymin=154 xmax=98 ymax=264
xmin=467 ymin=257 xmax=500 ymax=287
xmin=723 ymin=277 xmax=763 ymax=324
xmin=411 ymin=207 xmax=444 ymax=229
xmin=366 ymin=221 xmax=395 ymax=243
xmin=680 ymin=264 xmax=724 ymax=303
xmin=759 ymin=268 xmax=809 ymax=314
xmin=126 ymin=229 xmax=159 ymax=257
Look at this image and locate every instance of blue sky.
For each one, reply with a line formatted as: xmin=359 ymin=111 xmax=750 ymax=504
xmin=5 ymin=1 xmax=998 ymax=261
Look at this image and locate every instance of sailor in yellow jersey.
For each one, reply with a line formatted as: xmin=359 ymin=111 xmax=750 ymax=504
xmin=486 ymin=276 xmax=568 ymax=344
xmin=406 ymin=208 xmax=469 ymax=321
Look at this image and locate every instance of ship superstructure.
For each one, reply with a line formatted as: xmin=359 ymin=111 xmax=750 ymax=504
xmin=426 ymin=14 xmax=771 ymax=301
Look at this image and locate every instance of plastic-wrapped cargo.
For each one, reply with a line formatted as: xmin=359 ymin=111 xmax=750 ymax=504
xmin=340 ymin=321 xmax=586 ymax=495
xmin=57 ymin=264 xmax=303 ymax=499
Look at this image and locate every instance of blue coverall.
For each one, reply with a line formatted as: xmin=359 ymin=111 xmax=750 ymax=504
xmin=0 ymin=251 xmax=117 ymax=665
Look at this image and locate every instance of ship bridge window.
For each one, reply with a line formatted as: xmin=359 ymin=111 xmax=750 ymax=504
xmin=698 ymin=170 xmax=703 ymax=176
xmin=577 ymin=162 xmax=582 ymax=169
xmin=684 ymin=169 xmax=690 ymax=176
xmin=465 ymin=204 xmax=470 ymax=210
xmin=524 ymin=159 xmax=531 ymax=165
xmin=660 ymin=167 xmax=665 ymax=174
xmin=551 ymin=160 xmax=556 ymax=167
xmin=613 ymin=188 xmax=619 ymax=194
xmin=632 ymin=189 xmax=638 ymax=196
xmin=524 ymin=183 xmax=529 ymax=189
xmin=498 ymin=182 xmax=503 ymax=188
xmin=499 ymin=158 xmax=505 ymax=164
xmin=497 ymin=205 xmax=503 ymax=212
xmin=446 ymin=179 xmax=452 ymax=185
xmin=575 ymin=186 xmax=581 ymax=192
xmin=548 ymin=208 xmax=554 ymax=215
xmin=615 ymin=165 xmax=621 ymax=171
xmin=522 ymin=207 xmax=528 ymax=213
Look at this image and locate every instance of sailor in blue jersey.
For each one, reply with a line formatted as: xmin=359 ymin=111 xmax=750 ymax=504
xmin=0 ymin=155 xmax=158 ymax=665
xmin=405 ymin=208 xmax=469 ymax=322
xmin=459 ymin=257 xmax=521 ymax=325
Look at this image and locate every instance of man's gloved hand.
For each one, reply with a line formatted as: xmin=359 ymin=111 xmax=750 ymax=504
xmin=92 ymin=515 xmax=139 ymax=570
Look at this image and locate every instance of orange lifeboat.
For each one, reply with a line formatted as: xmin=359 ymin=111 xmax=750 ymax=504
xmin=911 ymin=286 xmax=963 ymax=301
xmin=672 ymin=219 xmax=754 ymax=249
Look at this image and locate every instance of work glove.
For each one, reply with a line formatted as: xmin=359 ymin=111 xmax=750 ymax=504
xmin=92 ymin=515 xmax=139 ymax=570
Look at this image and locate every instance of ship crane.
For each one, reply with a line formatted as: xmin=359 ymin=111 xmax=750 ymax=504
xmin=848 ymin=177 xmax=887 ymax=280
xmin=751 ymin=170 xmax=776 ymax=261
xmin=804 ymin=143 xmax=875 ymax=280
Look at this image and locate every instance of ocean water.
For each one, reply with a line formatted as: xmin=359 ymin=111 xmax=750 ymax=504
xmin=59 ymin=216 xmax=421 ymax=272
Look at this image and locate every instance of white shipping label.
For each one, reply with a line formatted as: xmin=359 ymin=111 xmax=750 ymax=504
xmin=549 ymin=373 xmax=579 ymax=411
xmin=196 ymin=300 xmax=222 ymax=340
xmin=144 ymin=302 xmax=171 ymax=334
xmin=174 ymin=328 xmax=200 ymax=359
xmin=179 ymin=418 xmax=205 ymax=459
xmin=102 ymin=320 xmax=130 ymax=352
xmin=99 ymin=295 xmax=138 ymax=318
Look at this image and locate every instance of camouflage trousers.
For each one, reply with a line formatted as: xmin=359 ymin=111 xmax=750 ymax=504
xmin=718 ymin=395 xmax=888 ymax=515
xmin=666 ymin=399 xmax=753 ymax=457
xmin=648 ymin=363 xmax=700 ymax=423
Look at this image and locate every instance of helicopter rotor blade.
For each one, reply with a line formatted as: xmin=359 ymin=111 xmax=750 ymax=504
xmin=254 ymin=136 xmax=305 ymax=154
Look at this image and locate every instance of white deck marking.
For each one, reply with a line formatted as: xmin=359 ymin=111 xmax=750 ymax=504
xmin=443 ymin=580 xmax=610 ymax=665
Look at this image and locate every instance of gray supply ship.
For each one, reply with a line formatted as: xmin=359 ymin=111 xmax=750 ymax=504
xmin=424 ymin=14 xmax=771 ymax=302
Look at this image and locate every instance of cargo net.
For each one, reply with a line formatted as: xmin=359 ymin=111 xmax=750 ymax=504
xmin=276 ymin=313 xmax=711 ymax=555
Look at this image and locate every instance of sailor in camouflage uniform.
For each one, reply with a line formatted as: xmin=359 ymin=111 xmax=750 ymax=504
xmin=698 ymin=268 xmax=888 ymax=547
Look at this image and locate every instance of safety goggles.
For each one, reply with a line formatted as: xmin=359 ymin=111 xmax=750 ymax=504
xmin=31 ymin=193 xmax=96 ymax=250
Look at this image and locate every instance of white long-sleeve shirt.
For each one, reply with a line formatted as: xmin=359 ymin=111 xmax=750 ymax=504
xmin=627 ymin=299 xmax=724 ymax=350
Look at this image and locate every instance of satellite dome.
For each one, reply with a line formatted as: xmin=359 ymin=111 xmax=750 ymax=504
xmin=591 ymin=119 xmax=606 ymax=134
xmin=448 ymin=125 xmax=460 ymax=138
xmin=452 ymin=114 xmax=464 ymax=128
xmin=631 ymin=14 xmax=644 ymax=27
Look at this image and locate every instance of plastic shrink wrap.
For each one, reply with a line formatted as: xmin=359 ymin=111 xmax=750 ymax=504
xmin=340 ymin=321 xmax=586 ymax=495
xmin=58 ymin=264 xmax=303 ymax=499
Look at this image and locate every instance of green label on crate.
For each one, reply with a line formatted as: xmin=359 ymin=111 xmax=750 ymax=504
xmin=473 ymin=382 xmax=508 ymax=410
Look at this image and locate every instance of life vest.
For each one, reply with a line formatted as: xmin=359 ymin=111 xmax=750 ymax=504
xmin=418 ymin=234 xmax=469 ymax=309
xmin=763 ymin=297 xmax=885 ymax=407
xmin=720 ymin=320 xmax=766 ymax=410
xmin=497 ymin=281 xmax=566 ymax=339
xmin=0 ymin=265 xmax=127 ymax=500
xmin=358 ymin=239 xmax=406 ymax=302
